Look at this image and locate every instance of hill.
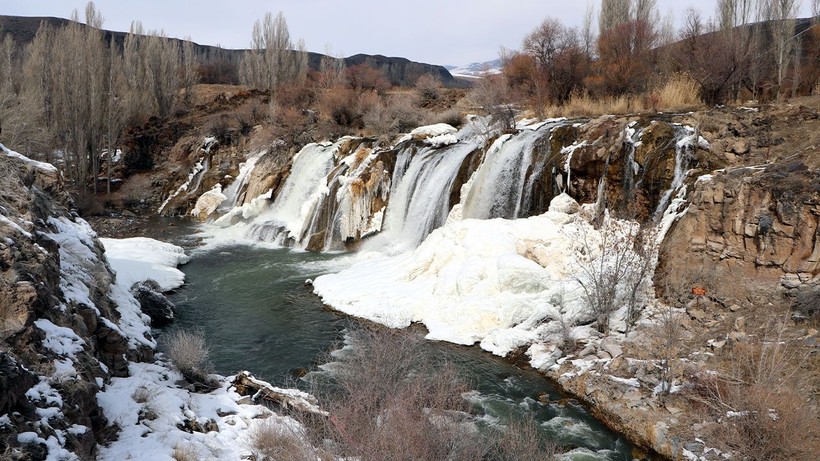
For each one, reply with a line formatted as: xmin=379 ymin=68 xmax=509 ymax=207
xmin=0 ymin=15 xmax=457 ymax=88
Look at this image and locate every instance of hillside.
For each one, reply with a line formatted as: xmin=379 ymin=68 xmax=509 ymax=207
xmin=0 ymin=15 xmax=457 ymax=87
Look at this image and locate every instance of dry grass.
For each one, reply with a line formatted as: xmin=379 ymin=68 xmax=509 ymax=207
xmin=686 ymin=317 xmax=820 ymax=460
xmin=544 ymin=73 xmax=704 ymax=117
xmin=163 ymin=330 xmax=213 ymax=384
xmin=247 ymin=419 xmax=317 ymax=461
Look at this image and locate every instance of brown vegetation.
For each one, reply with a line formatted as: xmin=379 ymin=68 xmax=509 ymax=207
xmin=298 ymin=326 xmax=557 ymax=461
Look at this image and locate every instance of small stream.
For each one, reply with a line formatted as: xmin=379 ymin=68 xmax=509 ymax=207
xmin=164 ymin=240 xmax=640 ymax=460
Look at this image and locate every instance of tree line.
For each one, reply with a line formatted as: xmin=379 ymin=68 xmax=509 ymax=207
xmin=499 ymin=0 xmax=820 ymax=116
xmin=0 ymin=4 xmax=314 ymax=195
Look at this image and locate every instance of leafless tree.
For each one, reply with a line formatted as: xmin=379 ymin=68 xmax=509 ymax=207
xmin=466 ymin=73 xmax=516 ymax=132
xmin=768 ymin=0 xmax=801 ymax=95
xmin=180 ymin=37 xmax=199 ymax=107
xmin=239 ymin=12 xmax=307 ymax=93
xmin=599 ymin=0 xmax=632 ymax=34
xmin=574 ymin=219 xmax=653 ymax=335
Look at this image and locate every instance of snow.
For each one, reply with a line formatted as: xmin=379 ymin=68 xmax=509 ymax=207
xmin=423 ymin=133 xmax=459 ymax=147
xmin=33 ymin=319 xmax=86 ymax=357
xmin=43 ymin=217 xmax=104 ymax=309
xmin=608 ymin=375 xmax=640 ymax=388
xmin=1 ymin=142 xmax=58 ymax=173
xmin=410 ymin=123 xmax=457 ymax=139
xmin=191 ymin=184 xmax=227 ymax=219
xmin=97 ymin=362 xmax=307 ymax=461
xmin=157 ymin=157 xmax=205 ymax=214
xmin=548 ymin=193 xmax=580 ymax=214
xmin=314 ymin=210 xmax=612 ymax=358
xmin=0 ymin=214 xmax=33 ymax=238
xmin=101 ymin=237 xmax=190 ymax=292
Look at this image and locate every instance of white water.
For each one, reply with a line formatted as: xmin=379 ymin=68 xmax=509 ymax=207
xmin=654 ymin=126 xmax=707 ymax=219
xmin=374 ymin=122 xmax=485 ymax=251
xmin=462 ymin=121 xmax=560 ymax=220
xmin=246 ymin=140 xmax=343 ymax=245
xmin=220 ymin=150 xmax=266 ymax=210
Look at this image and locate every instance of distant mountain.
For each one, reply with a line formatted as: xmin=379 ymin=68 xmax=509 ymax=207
xmin=446 ymin=59 xmax=503 ymax=79
xmin=0 ymin=15 xmax=458 ymax=88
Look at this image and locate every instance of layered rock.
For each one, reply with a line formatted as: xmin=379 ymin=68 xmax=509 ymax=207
xmin=657 ymin=165 xmax=820 ymax=302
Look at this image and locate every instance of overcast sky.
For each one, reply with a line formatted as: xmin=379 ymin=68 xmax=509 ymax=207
xmin=3 ymin=1 xmax=816 ymax=65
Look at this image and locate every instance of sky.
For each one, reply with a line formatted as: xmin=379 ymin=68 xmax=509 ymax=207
xmin=2 ymin=1 xmax=816 ymax=66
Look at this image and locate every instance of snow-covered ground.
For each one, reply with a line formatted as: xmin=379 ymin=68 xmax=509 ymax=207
xmin=101 ymin=237 xmax=191 ymax=292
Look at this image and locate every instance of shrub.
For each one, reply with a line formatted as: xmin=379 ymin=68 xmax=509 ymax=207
xmin=300 ymin=325 xmax=557 ymax=461
xmin=688 ymin=319 xmax=819 ymax=460
xmin=415 ymin=73 xmax=442 ymax=107
xmin=793 ymin=286 xmax=820 ymax=321
xmin=163 ymin=330 xmax=213 ymax=384
xmin=247 ymin=419 xmax=316 ymax=461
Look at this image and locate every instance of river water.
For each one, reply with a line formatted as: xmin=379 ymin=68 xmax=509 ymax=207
xmin=165 ymin=240 xmax=641 ymax=460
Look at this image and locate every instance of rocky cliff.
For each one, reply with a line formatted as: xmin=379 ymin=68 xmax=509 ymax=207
xmin=0 ymin=146 xmax=154 ymax=458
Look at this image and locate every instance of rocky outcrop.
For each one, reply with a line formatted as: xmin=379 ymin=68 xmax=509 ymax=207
xmin=657 ymin=164 xmax=820 ymax=303
xmin=0 ymin=149 xmax=156 ymax=459
xmin=130 ymin=280 xmax=176 ymax=327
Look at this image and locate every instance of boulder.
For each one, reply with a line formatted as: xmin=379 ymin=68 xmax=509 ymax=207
xmin=548 ymin=193 xmax=580 ymax=214
xmin=600 ymin=336 xmax=623 ymax=359
xmin=131 ymin=280 xmax=176 ymax=327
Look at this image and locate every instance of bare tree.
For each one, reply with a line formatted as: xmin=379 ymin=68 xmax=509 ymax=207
xmin=180 ymin=37 xmax=199 ymax=107
xmin=769 ymin=0 xmax=801 ymax=96
xmin=318 ymin=46 xmax=346 ymax=89
xmin=239 ymin=12 xmax=307 ymax=92
xmin=575 ymin=219 xmax=652 ymax=335
xmin=599 ymin=0 xmax=632 ymax=34
xmin=466 ymin=73 xmax=516 ymax=132
xmin=144 ymin=32 xmax=181 ymax=117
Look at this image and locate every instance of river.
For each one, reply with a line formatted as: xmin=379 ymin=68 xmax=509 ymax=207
xmin=165 ymin=240 xmax=641 ymax=460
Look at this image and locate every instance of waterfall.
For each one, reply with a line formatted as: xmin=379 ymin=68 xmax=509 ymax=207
xmin=623 ymin=122 xmax=642 ymax=202
xmin=654 ymin=126 xmax=708 ymax=219
xmin=461 ymin=121 xmax=561 ymax=220
xmin=220 ymin=151 xmax=265 ymax=211
xmin=245 ymin=140 xmax=343 ymax=245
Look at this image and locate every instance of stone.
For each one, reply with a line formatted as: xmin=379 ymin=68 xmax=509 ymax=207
xmin=548 ymin=193 xmax=580 ymax=214
xmin=781 ymin=274 xmax=802 ymax=289
xmin=728 ymin=331 xmax=746 ymax=342
xmin=688 ymin=308 xmax=707 ymax=321
xmin=731 ymin=139 xmax=750 ymax=155
xmin=734 ymin=316 xmax=746 ymax=331
xmin=131 ymin=280 xmax=176 ymax=327
xmin=729 ymin=304 xmax=741 ymax=312
xmin=599 ymin=337 xmax=623 ymax=359
xmin=709 ymin=339 xmax=726 ymax=350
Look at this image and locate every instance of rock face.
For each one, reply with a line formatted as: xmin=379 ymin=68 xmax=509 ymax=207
xmin=657 ymin=165 xmax=820 ymax=302
xmin=0 ymin=150 xmax=155 ymax=459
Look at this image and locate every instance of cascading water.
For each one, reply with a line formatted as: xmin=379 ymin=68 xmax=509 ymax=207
xmin=622 ymin=121 xmax=642 ymax=197
xmin=243 ymin=140 xmax=342 ymax=245
xmin=374 ymin=121 xmax=485 ymax=250
xmin=461 ymin=120 xmax=563 ymax=220
xmin=654 ymin=125 xmax=708 ymax=219
xmin=220 ymin=150 xmax=266 ymax=211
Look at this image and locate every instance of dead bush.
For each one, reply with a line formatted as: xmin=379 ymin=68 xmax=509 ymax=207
xmin=426 ymin=108 xmax=464 ymax=128
xmin=415 ymin=73 xmax=442 ymax=107
xmin=490 ymin=415 xmax=557 ymax=461
xmin=300 ymin=325 xmax=557 ymax=461
xmin=363 ymin=96 xmax=428 ymax=136
xmin=247 ymin=419 xmax=316 ymax=461
xmin=793 ymin=286 xmax=820 ymax=321
xmin=163 ymin=329 xmax=213 ymax=385
xmin=688 ymin=319 xmax=819 ymax=460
